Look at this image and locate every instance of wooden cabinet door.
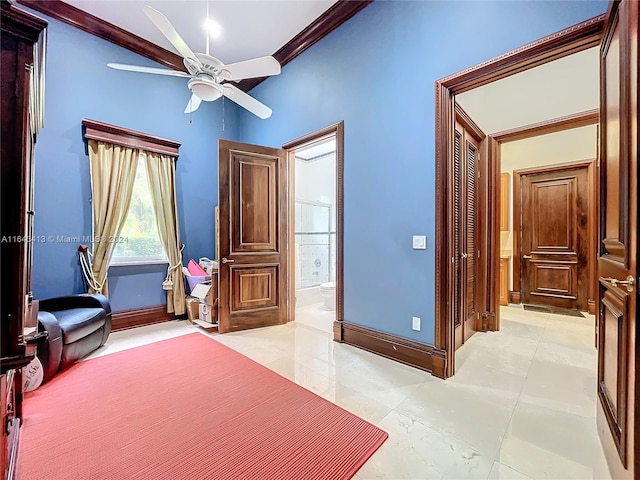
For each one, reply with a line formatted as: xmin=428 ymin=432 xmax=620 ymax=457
xmin=218 ymin=140 xmax=288 ymax=333
xmin=596 ymin=1 xmax=638 ymax=477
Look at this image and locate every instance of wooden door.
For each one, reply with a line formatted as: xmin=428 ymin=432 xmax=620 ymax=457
xmin=596 ymin=0 xmax=638 ymax=477
xmin=519 ymin=165 xmax=590 ymax=310
xmin=218 ymin=140 xmax=288 ymax=333
xmin=453 ymin=117 xmax=481 ymax=349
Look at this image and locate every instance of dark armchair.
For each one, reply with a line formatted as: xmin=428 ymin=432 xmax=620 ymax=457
xmin=37 ymin=294 xmax=112 ymax=383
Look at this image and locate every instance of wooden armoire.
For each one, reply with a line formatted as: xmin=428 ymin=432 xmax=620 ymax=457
xmin=1 ymin=2 xmax=47 ymax=479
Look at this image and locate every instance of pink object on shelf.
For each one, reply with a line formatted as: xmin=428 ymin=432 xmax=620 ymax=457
xmin=187 ymin=259 xmax=207 ymax=276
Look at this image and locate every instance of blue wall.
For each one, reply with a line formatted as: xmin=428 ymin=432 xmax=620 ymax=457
xmin=238 ymin=0 xmax=608 ymax=344
xmin=30 ymin=1 xmax=607 ymax=330
xmin=31 ymin=14 xmax=241 ymax=312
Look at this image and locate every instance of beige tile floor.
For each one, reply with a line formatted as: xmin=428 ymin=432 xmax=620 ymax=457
xmin=86 ymin=304 xmax=611 ymax=479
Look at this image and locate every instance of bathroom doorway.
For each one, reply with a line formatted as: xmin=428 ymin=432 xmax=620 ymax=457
xmin=283 ymin=123 xmax=344 ymax=334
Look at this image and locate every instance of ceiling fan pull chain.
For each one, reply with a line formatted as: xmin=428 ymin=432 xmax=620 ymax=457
xmin=222 ymin=95 xmax=225 ymax=132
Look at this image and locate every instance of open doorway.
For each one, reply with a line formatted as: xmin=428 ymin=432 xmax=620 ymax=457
xmin=435 ymin=2 xmax=639 ymax=477
xmin=436 ymin=19 xmax=604 ymax=370
xmin=449 ymin=43 xmax=606 ymax=480
xmin=480 ymin=113 xmax=600 ymax=320
xmin=283 ymin=123 xmax=344 ymax=334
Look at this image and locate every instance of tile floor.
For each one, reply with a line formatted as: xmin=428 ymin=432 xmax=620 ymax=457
xmin=86 ymin=304 xmax=611 ymax=479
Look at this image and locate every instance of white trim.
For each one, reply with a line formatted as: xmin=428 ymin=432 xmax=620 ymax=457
xmin=110 ymin=256 xmax=169 ymax=267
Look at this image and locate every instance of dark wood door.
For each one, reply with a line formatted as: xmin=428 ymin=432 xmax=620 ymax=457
xmin=596 ymin=0 xmax=638 ymax=477
xmin=453 ymin=117 xmax=480 ymax=349
xmin=519 ymin=165 xmax=590 ymax=310
xmin=218 ymin=140 xmax=288 ymax=333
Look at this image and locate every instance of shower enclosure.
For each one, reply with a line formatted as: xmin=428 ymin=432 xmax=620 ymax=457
xmin=295 ymin=199 xmax=334 ymax=306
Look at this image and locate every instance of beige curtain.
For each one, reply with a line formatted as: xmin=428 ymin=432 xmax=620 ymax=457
xmin=144 ymin=152 xmax=186 ymax=315
xmin=88 ymin=140 xmax=138 ymax=296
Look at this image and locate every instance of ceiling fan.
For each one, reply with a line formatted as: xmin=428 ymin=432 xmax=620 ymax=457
xmin=107 ymin=6 xmax=280 ymax=119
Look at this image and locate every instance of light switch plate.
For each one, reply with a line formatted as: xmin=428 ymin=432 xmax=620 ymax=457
xmin=412 ymin=235 xmax=426 ymax=250
xmin=412 ymin=316 xmax=421 ymax=331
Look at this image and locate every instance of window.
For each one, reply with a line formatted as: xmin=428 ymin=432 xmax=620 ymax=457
xmin=110 ymin=153 xmax=167 ymax=265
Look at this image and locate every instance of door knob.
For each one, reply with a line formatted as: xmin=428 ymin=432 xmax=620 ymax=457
xmin=221 ymin=257 xmax=234 ymax=264
xmin=523 ymin=255 xmax=532 ymax=259
xmin=604 ymin=275 xmax=635 ymax=293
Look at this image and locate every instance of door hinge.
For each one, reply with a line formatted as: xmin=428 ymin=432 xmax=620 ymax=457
xmin=477 ymin=170 xmax=480 ymax=179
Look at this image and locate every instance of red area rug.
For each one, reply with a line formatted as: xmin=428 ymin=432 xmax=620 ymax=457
xmin=19 ymin=332 xmax=387 ymax=480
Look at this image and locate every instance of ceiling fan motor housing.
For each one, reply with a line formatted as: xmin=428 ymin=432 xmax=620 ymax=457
xmin=189 ymin=53 xmax=224 ymax=75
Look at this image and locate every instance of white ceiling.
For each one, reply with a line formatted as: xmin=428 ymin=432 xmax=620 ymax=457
xmin=456 ymin=47 xmax=599 ymax=134
xmin=63 ymin=0 xmax=337 ymax=65
xmin=295 ymin=137 xmax=335 ymax=160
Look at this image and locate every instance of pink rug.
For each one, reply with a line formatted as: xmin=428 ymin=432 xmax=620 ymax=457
xmin=19 ymin=332 xmax=387 ymax=479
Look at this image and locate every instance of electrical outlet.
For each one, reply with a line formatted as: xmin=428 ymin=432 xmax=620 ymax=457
xmin=412 ymin=316 xmax=421 ymax=331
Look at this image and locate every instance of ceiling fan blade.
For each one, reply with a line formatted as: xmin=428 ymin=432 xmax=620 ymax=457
xmin=142 ymin=6 xmax=201 ymax=68
xmin=218 ymin=56 xmax=281 ymax=81
xmin=184 ymin=93 xmax=203 ymax=114
xmin=222 ymin=84 xmax=272 ymax=119
xmin=107 ymin=63 xmax=192 ymax=78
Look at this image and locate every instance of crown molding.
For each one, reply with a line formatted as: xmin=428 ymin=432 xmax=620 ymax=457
xmin=236 ymin=0 xmax=372 ymax=92
xmin=17 ymin=0 xmax=372 ymax=93
xmin=17 ymin=0 xmax=186 ymax=72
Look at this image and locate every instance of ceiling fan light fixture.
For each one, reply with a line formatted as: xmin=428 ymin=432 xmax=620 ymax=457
xmin=112 ymin=5 xmax=274 ymax=118
xmin=203 ymin=18 xmax=222 ymax=39
xmin=188 ymin=77 xmax=221 ymax=101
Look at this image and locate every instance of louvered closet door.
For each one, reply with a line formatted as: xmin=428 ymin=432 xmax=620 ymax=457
xmin=454 ymin=120 xmax=480 ymax=349
xmin=453 ymin=128 xmax=463 ymax=350
xmin=462 ymin=138 xmax=479 ymax=342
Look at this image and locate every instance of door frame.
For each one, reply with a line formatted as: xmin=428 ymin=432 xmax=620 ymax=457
xmin=512 ymin=159 xmax=597 ymax=311
xmin=282 ymin=122 xmax=345 ymax=329
xmin=434 ymin=14 xmax=605 ymax=378
xmin=493 ymin=110 xmax=599 ymax=308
